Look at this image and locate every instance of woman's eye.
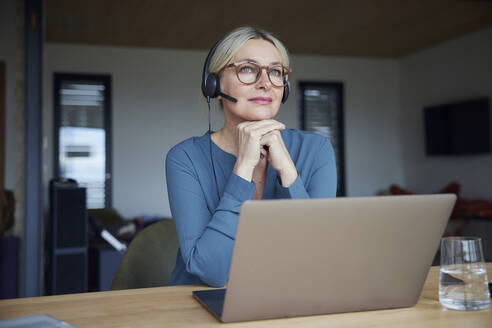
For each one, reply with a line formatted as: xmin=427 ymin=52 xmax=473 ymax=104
xmin=270 ymin=68 xmax=282 ymax=76
xmin=239 ymin=65 xmax=255 ymax=73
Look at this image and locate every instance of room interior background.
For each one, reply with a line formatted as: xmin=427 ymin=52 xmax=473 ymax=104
xmin=1 ymin=0 xmax=492 ymax=297
xmin=42 ymin=12 xmax=492 ymax=219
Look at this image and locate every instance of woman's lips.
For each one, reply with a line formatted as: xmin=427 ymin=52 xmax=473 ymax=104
xmin=249 ymin=97 xmax=272 ymax=105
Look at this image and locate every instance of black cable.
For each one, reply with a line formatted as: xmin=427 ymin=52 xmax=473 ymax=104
xmin=208 ymin=97 xmax=221 ymax=201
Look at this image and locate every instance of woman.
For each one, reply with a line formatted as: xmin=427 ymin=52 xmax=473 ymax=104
xmin=166 ymin=26 xmax=337 ymax=287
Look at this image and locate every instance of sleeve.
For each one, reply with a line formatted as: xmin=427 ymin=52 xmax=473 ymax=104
xmin=165 ymin=147 xmax=255 ymax=287
xmin=274 ymin=138 xmax=337 ymax=199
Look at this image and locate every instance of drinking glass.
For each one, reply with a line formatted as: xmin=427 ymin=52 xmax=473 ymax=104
xmin=439 ymin=236 xmax=490 ymax=310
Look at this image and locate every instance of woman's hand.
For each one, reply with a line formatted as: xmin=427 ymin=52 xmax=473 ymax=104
xmin=233 ymin=119 xmax=298 ymax=187
xmin=261 ymin=130 xmax=298 ymax=187
xmin=233 ymin=120 xmax=285 ymax=182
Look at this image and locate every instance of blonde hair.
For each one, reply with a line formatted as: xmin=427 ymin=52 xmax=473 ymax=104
xmin=208 ymin=26 xmax=290 ymax=74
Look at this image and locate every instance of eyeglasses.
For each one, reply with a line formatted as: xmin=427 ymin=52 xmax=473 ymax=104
xmin=222 ymin=60 xmax=291 ymax=87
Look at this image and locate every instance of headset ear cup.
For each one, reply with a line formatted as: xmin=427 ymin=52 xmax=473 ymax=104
xmin=282 ymin=81 xmax=290 ymax=103
xmin=202 ymin=38 xmax=223 ymax=99
xmin=205 ymin=74 xmax=219 ymax=98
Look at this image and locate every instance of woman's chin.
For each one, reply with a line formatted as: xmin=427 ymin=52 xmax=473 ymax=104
xmin=245 ymin=107 xmax=279 ymax=121
xmin=247 ymin=114 xmax=275 ymax=121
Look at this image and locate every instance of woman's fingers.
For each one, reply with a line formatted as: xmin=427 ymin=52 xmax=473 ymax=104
xmin=235 ymin=121 xmax=298 ymax=186
xmin=233 ymin=120 xmax=286 ymax=182
xmin=238 ymin=120 xmax=285 ymax=138
xmin=260 ymin=130 xmax=283 ymax=148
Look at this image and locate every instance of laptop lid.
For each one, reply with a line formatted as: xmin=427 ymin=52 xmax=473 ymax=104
xmin=219 ymin=194 xmax=456 ymax=322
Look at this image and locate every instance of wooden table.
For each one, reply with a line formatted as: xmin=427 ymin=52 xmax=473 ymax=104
xmin=1 ymin=264 xmax=491 ymax=327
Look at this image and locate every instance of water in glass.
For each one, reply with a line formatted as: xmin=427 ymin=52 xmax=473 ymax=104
xmin=439 ymin=262 xmax=490 ymax=310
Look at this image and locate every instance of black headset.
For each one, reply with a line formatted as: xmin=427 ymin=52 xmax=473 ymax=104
xmin=201 ymin=39 xmax=290 ymax=104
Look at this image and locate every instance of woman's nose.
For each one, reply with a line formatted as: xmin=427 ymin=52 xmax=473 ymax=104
xmin=256 ymin=68 xmax=271 ymax=89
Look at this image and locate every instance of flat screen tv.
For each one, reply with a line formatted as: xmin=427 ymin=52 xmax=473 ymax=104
xmin=424 ymin=97 xmax=490 ymax=156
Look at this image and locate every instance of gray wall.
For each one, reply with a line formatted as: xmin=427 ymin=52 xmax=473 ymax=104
xmin=400 ymin=26 xmax=492 ymax=198
xmin=44 ymin=44 xmax=403 ymax=218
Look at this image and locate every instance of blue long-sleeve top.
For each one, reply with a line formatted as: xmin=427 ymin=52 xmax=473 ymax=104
xmin=165 ymin=129 xmax=337 ymax=287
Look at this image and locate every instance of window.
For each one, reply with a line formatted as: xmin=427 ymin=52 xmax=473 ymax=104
xmin=299 ymin=82 xmax=345 ymax=196
xmin=54 ymin=74 xmax=112 ymax=208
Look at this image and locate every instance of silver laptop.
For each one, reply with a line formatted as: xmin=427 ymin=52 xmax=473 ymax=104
xmin=193 ymin=194 xmax=456 ymax=322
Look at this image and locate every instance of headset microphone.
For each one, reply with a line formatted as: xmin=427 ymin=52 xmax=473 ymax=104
xmin=217 ymin=91 xmax=237 ymax=103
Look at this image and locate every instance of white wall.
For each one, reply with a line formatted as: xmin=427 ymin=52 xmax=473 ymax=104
xmin=0 ymin=0 xmax=18 ymax=191
xmin=400 ymin=26 xmax=492 ymax=198
xmin=44 ymin=43 xmax=403 ymax=218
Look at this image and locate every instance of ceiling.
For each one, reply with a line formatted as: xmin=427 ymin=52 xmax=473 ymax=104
xmin=45 ymin=0 xmax=492 ymax=58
